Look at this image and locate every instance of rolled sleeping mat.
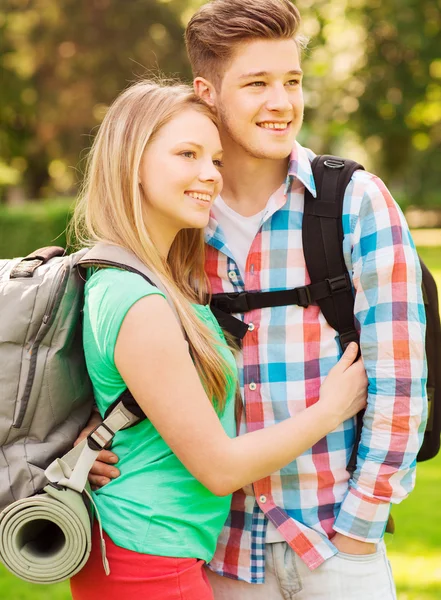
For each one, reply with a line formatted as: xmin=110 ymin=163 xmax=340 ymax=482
xmin=0 ymin=484 xmax=92 ymax=584
xmin=0 ymin=404 xmax=137 ymax=585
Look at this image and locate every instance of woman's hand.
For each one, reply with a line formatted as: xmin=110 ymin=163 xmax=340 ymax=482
xmin=318 ymin=342 xmax=368 ymax=427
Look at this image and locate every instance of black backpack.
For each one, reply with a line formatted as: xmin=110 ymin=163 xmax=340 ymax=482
xmin=210 ymin=155 xmax=441 ymax=465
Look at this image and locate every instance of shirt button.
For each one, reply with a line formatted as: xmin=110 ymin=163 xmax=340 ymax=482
xmin=249 ymin=382 xmax=257 ymax=391
xmin=228 ymin=270 xmax=237 ymax=280
xmin=248 ymin=323 xmax=255 ymax=331
xmin=259 ymin=495 xmax=267 ymax=504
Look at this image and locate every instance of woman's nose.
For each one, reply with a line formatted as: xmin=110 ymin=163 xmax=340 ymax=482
xmin=199 ymin=160 xmax=222 ymax=184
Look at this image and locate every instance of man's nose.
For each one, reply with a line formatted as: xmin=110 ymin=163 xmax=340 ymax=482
xmin=266 ymin=84 xmax=292 ymax=112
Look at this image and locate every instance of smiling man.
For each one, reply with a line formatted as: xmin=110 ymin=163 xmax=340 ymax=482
xmin=183 ymin=1 xmax=426 ymax=598
xmin=85 ymin=1 xmax=426 ymax=598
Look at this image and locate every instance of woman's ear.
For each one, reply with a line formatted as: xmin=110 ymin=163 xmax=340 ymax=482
xmin=193 ymin=77 xmax=217 ymax=109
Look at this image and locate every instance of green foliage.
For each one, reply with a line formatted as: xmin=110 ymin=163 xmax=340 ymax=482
xmin=295 ymin=0 xmax=441 ymax=208
xmin=0 ymin=199 xmax=73 ymax=258
xmin=0 ymin=0 xmax=193 ymax=198
xmin=352 ymin=0 xmax=441 ymax=208
xmin=2 ymin=0 xmax=441 ymax=206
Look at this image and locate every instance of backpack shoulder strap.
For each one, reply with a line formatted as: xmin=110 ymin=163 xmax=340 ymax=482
xmin=78 ymin=242 xmax=183 ymax=333
xmin=304 ymin=155 xmax=365 ymax=476
xmin=303 ymin=155 xmax=364 ymax=351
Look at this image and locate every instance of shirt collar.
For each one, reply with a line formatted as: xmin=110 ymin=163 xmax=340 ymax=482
xmin=286 ymin=141 xmax=317 ymax=198
xmin=205 ymin=208 xmax=230 ymax=253
xmin=205 ymin=141 xmax=317 ymax=244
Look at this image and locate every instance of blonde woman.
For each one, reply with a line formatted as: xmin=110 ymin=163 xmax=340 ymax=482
xmin=70 ymin=81 xmax=367 ymax=600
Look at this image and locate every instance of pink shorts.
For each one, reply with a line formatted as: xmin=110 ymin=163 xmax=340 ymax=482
xmin=70 ymin=523 xmax=214 ymax=600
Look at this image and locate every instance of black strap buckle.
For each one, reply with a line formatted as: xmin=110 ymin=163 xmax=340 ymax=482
xmin=212 ymin=292 xmax=250 ymax=314
xmin=323 ymin=159 xmax=345 ymax=169
xmin=232 ymin=292 xmax=250 ymax=313
xmin=326 ymin=273 xmax=351 ymax=294
xmin=296 ymin=285 xmax=312 ymax=308
xmin=87 ymin=422 xmax=115 ymax=451
xmin=339 ymin=330 xmax=360 ymax=354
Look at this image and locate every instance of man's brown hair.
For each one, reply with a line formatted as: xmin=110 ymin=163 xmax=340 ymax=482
xmin=185 ymin=0 xmax=304 ymax=87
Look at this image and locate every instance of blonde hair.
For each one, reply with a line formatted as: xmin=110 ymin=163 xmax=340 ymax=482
xmin=73 ymin=80 xmax=233 ymax=411
xmin=185 ymin=0 xmax=307 ymax=88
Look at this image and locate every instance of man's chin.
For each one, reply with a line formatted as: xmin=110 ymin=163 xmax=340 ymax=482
xmin=248 ymin=145 xmax=294 ymax=161
xmin=246 ymin=134 xmax=296 ymax=160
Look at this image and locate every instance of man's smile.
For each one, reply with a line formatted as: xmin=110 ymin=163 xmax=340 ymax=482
xmin=256 ymin=121 xmax=291 ymax=132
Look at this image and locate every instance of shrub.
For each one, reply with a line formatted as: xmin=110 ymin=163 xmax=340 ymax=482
xmin=0 ymin=199 xmax=75 ymax=258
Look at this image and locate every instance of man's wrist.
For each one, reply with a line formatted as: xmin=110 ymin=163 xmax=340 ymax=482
xmin=332 ymin=532 xmax=377 ymax=555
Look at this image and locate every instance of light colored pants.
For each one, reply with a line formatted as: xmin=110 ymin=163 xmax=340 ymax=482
xmin=205 ymin=541 xmax=396 ymax=600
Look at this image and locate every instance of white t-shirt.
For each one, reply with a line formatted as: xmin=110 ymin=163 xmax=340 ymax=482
xmin=211 ymin=196 xmax=265 ymax=281
xmin=211 ymin=189 xmax=286 ymax=544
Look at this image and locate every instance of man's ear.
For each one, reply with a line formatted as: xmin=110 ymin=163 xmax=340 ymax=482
xmin=194 ymin=77 xmax=217 ymax=108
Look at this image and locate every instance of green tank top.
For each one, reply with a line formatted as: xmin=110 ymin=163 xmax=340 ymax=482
xmin=83 ymin=268 xmax=237 ymax=562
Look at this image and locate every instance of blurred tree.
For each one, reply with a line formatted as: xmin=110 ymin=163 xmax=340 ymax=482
xmin=1 ymin=0 xmax=193 ymax=200
xmin=297 ymin=0 xmax=441 ymax=208
xmin=1 ymin=0 xmax=440 ymax=207
xmin=296 ymin=0 xmax=368 ymax=157
xmin=350 ymin=0 xmax=441 ymax=207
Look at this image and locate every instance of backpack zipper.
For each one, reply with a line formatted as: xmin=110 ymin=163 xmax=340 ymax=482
xmin=13 ymin=263 xmax=70 ymax=428
xmin=42 ymin=264 xmax=67 ymax=324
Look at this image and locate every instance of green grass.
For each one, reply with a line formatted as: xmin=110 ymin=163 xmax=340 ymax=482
xmin=387 ymin=454 xmax=441 ymax=600
xmin=1 ymin=241 xmax=440 ymax=599
xmin=0 ymin=576 xmax=70 ymax=600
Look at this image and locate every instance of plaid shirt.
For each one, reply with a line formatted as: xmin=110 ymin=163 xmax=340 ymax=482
xmin=205 ymin=142 xmax=427 ymax=583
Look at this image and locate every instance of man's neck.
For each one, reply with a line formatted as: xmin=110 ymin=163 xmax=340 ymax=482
xmin=220 ymin=145 xmax=289 ymax=218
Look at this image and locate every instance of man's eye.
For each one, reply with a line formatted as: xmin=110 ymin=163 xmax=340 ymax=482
xmin=249 ymin=81 xmax=266 ymax=87
xmin=287 ymin=79 xmax=301 ymax=87
xmin=213 ymin=159 xmax=224 ymax=168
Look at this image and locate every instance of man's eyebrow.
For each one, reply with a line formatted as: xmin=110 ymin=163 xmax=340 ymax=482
xmin=238 ymin=69 xmax=303 ymax=80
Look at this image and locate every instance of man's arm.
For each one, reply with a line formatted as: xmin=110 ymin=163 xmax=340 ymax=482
xmin=75 ymin=411 xmax=120 ymax=488
xmin=333 ymin=172 xmax=428 ymax=544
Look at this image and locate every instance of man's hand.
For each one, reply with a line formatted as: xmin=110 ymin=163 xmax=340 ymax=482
xmin=74 ymin=411 xmax=120 ymax=489
xmin=331 ymin=532 xmax=377 ymax=555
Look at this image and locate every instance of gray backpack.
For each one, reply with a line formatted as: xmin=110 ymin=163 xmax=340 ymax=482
xmin=0 ymin=243 xmax=180 ymax=511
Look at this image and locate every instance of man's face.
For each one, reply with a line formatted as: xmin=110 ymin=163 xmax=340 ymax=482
xmin=214 ymin=38 xmax=304 ymax=160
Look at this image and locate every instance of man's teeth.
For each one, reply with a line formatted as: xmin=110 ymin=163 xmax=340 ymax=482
xmin=259 ymin=122 xmax=289 ymax=130
xmin=186 ymin=192 xmax=211 ymax=202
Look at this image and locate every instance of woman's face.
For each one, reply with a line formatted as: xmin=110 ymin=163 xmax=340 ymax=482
xmin=139 ymin=108 xmax=223 ymax=239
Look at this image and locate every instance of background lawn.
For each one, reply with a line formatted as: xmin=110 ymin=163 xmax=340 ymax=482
xmin=0 ymin=238 xmax=440 ymax=599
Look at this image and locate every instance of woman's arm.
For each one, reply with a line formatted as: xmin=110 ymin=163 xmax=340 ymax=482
xmin=114 ymin=295 xmax=367 ymax=497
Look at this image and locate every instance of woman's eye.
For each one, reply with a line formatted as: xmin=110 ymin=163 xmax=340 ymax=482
xmin=287 ymin=79 xmax=301 ymax=87
xmin=213 ymin=159 xmax=224 ymax=168
xmin=181 ymin=151 xmax=196 ymax=159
